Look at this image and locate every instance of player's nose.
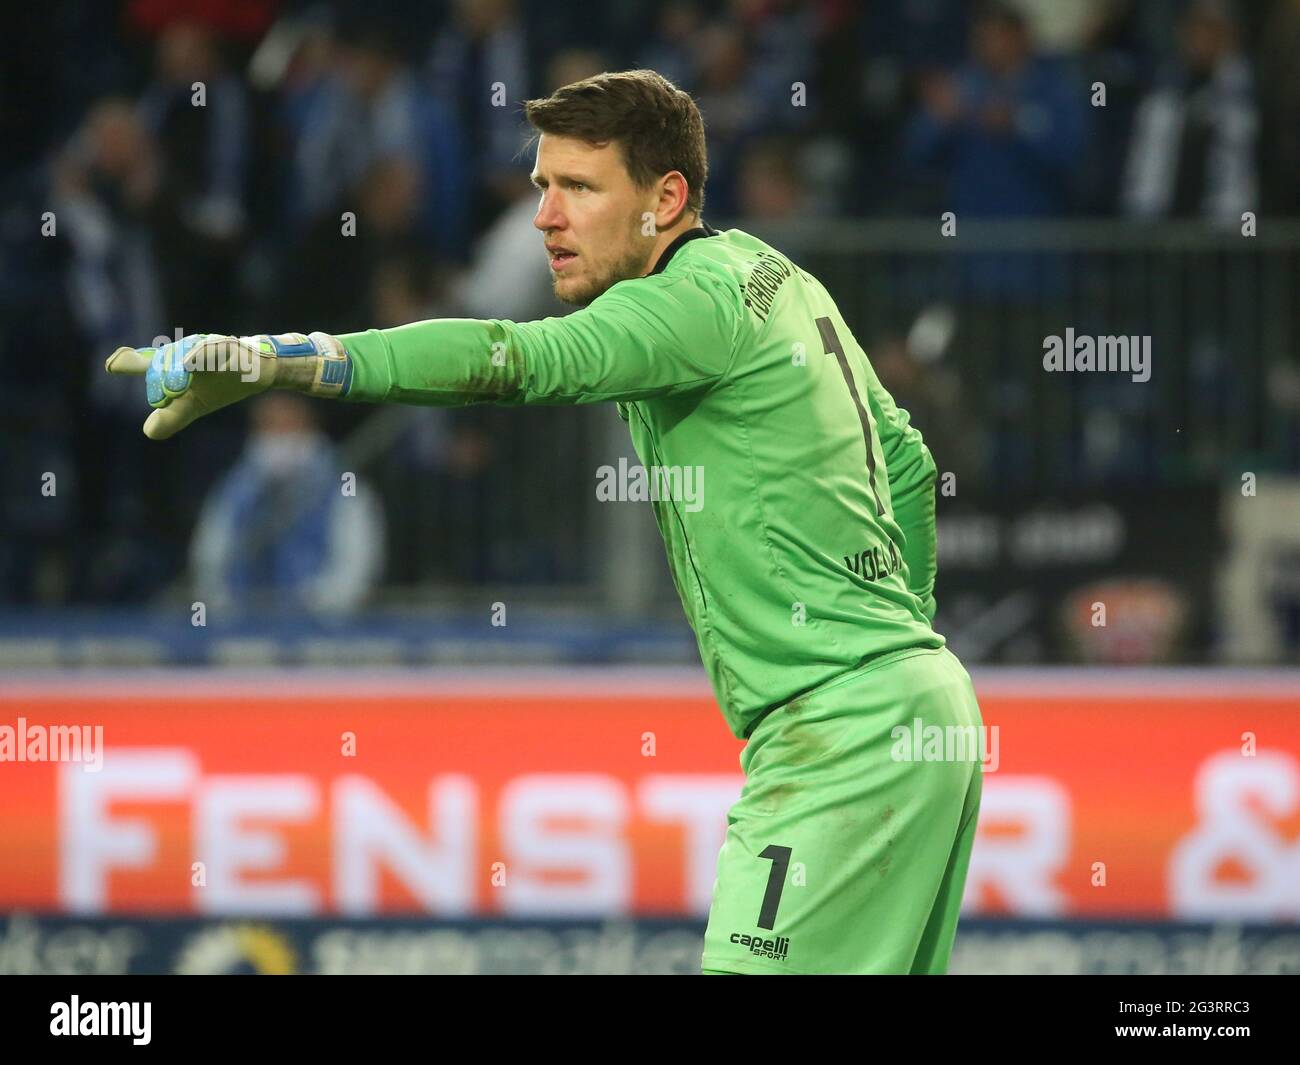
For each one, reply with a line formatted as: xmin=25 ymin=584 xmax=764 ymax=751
xmin=533 ymin=192 xmax=565 ymax=233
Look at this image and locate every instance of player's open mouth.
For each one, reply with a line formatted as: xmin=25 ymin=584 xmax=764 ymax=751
xmin=547 ymin=248 xmax=578 ymax=271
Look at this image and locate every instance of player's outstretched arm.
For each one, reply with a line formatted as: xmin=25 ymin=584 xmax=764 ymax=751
xmin=109 ymin=273 xmax=736 ymax=437
xmin=104 ymin=332 xmax=352 ymax=440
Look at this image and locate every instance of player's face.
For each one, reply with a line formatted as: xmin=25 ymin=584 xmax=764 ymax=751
xmin=531 ymin=134 xmax=658 ymax=306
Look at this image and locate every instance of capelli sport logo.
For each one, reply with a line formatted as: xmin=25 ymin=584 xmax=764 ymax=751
xmin=730 ymin=931 xmax=790 ymax=962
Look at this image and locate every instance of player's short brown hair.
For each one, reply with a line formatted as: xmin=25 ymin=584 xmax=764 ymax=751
xmin=523 ymin=69 xmax=708 ymax=217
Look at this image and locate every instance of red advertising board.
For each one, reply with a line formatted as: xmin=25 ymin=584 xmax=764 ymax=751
xmin=1 ymin=670 xmax=1297 ymax=920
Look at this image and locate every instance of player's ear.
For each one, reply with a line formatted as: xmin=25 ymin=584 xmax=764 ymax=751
xmin=656 ymin=171 xmax=690 ymax=229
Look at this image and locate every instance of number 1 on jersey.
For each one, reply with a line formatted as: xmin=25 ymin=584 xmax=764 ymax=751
xmin=816 ymin=314 xmax=889 ymax=517
xmin=817 ymin=316 xmax=886 ymax=518
xmin=757 ymin=844 xmax=792 ymax=930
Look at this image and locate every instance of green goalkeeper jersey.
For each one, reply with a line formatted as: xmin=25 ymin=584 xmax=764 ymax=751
xmin=339 ymin=225 xmax=944 ymax=739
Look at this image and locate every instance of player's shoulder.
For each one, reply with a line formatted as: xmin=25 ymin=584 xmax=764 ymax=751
xmin=598 ymin=225 xmax=820 ymax=339
xmin=673 ymin=226 xmax=826 ymax=330
xmin=667 ymin=225 xmax=800 ymax=277
xmin=654 ymin=226 xmax=813 ymax=310
xmin=597 ymin=225 xmax=744 ymax=308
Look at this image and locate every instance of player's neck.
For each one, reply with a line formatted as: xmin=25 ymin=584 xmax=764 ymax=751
xmin=642 ymin=215 xmax=704 ymax=276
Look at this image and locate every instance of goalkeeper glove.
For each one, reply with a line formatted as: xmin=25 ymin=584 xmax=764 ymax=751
xmin=104 ymin=331 xmax=352 ymax=440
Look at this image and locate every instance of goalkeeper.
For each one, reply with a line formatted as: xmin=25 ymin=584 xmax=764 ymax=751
xmin=107 ymin=70 xmax=983 ymax=975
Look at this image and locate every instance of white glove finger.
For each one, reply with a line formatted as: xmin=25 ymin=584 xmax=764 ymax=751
xmin=143 ymin=391 xmax=205 ymax=440
xmin=105 ymin=347 xmax=154 ymax=375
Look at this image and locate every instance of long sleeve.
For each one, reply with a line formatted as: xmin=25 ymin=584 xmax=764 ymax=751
xmin=336 ymin=269 xmax=739 ymax=407
xmin=868 ymin=376 xmax=939 ymax=622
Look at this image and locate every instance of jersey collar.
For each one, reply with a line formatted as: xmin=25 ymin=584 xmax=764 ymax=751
xmin=649 ymin=221 xmax=719 ymax=276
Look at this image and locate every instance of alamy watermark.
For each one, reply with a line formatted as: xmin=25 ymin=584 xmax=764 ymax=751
xmin=891 ymin=718 xmax=999 ymax=772
xmin=1043 ymin=328 xmax=1151 ymax=383
xmin=0 ymin=717 xmax=103 ymax=771
xmin=50 ymin=996 xmax=150 ymax=1044
xmin=595 ymin=457 xmax=704 ymax=512
xmin=150 ymin=330 xmax=264 ymax=383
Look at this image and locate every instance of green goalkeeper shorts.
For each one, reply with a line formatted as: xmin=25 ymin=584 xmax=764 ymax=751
xmin=700 ymin=645 xmax=983 ymax=975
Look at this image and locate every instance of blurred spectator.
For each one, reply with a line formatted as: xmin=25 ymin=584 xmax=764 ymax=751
xmin=1257 ymin=0 xmax=1300 ymax=214
xmin=264 ymin=12 xmax=339 ymax=237
xmin=1075 ymin=0 xmax=1155 ymax=214
xmin=904 ymin=1 xmax=1086 ymax=219
xmin=136 ymin=21 xmax=251 ymax=328
xmin=691 ymin=23 xmax=762 ymax=217
xmin=545 ymin=47 xmax=609 ymax=97
xmin=736 ymin=137 xmax=809 ymax=220
xmin=1121 ymin=0 xmax=1258 ymax=224
xmin=428 ymin=0 xmax=532 ymax=234
xmin=871 ymin=323 xmax=986 ymax=489
xmin=371 ymin=254 xmax=454 ymax=330
xmin=686 ymin=7 xmax=822 ymax=218
xmin=190 ymin=393 xmax=385 ymax=615
xmin=730 ymin=0 xmax=819 ymax=125
xmin=903 ymin=2 xmax=1084 ymax=301
xmin=138 ymin=21 xmax=249 ymax=241
xmin=51 ymin=99 xmax=167 ymax=400
xmin=863 ymin=0 xmax=970 ymax=77
xmin=295 ymin=18 xmax=466 ymax=257
xmin=636 ymin=0 xmax=704 ymax=90
xmin=270 ymin=14 xmax=338 ymax=140
xmin=1009 ymin=0 xmax=1122 ymax=53
xmin=37 ymin=98 xmax=239 ymax=606
xmin=856 ymin=0 xmax=969 ymax=213
xmin=280 ymin=155 xmax=435 ymax=333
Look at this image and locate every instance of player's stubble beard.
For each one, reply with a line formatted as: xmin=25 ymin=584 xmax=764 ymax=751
xmin=552 ymin=214 xmax=657 ymax=307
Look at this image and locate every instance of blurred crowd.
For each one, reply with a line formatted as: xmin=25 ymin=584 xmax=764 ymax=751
xmin=1 ymin=0 xmax=1299 ymax=610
